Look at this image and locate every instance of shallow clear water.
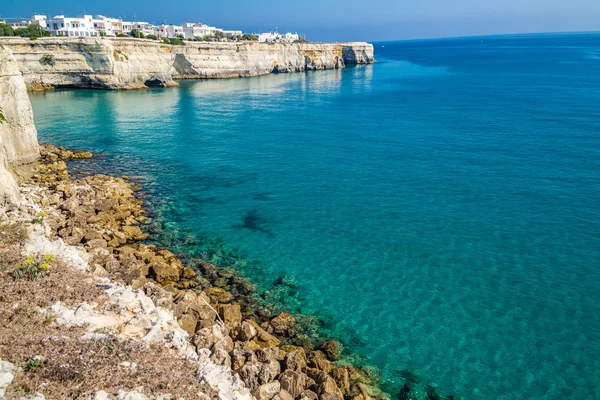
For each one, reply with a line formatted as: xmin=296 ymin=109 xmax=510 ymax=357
xmin=30 ymin=33 xmax=600 ymax=399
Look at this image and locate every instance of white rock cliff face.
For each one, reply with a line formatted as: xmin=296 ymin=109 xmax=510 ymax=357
xmin=0 ymin=44 xmax=40 ymax=203
xmin=0 ymin=38 xmax=375 ymax=90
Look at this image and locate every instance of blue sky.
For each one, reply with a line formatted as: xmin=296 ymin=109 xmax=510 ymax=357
xmin=1 ymin=0 xmax=599 ymax=41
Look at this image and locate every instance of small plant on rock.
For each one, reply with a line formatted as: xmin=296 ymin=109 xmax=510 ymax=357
xmin=0 ymin=106 xmax=6 ymax=123
xmin=31 ymin=211 xmax=47 ymax=225
xmin=39 ymin=54 xmax=56 ymax=67
xmin=13 ymin=254 xmax=56 ymax=281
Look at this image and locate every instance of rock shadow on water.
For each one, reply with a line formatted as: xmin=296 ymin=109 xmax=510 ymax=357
xmin=233 ymin=209 xmax=275 ymax=238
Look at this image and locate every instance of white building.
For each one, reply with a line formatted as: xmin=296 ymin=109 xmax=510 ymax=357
xmin=31 ymin=15 xmax=48 ymax=28
xmin=92 ymin=15 xmax=123 ymax=36
xmin=182 ymin=23 xmax=218 ymax=39
xmin=258 ymin=32 xmax=299 ymax=43
xmin=153 ymin=24 xmax=183 ymax=38
xmin=47 ymin=15 xmax=98 ymax=37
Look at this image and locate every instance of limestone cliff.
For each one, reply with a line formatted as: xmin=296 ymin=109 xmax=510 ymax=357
xmin=0 ymin=37 xmax=375 ymax=90
xmin=0 ymin=44 xmax=40 ymax=204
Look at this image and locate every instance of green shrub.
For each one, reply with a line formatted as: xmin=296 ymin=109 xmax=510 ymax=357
xmin=14 ymin=24 xmax=49 ymax=38
xmin=0 ymin=106 xmax=5 ymax=123
xmin=116 ymin=33 xmax=128 ymax=37
xmin=0 ymin=23 xmax=15 ymax=36
xmin=169 ymin=38 xmax=185 ymax=45
xmin=162 ymin=37 xmax=170 ymax=44
xmin=146 ymin=34 xmax=157 ymax=40
xmin=13 ymin=254 xmax=56 ymax=281
xmin=129 ymin=29 xmax=144 ymax=38
xmin=99 ymin=31 xmax=107 ymax=37
xmin=39 ymin=54 xmax=56 ymax=66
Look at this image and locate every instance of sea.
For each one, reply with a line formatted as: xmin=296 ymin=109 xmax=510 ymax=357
xmin=29 ymin=32 xmax=600 ymax=399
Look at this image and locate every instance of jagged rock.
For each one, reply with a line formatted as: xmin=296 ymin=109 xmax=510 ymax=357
xmin=310 ymin=358 xmax=334 ymax=373
xmin=279 ymin=370 xmax=308 ymax=398
xmin=205 ymin=287 xmax=234 ymax=303
xmin=317 ymin=377 xmax=344 ymax=400
xmin=122 ymin=225 xmax=148 ymax=241
xmin=274 ymin=389 xmax=294 ymax=400
xmin=218 ymin=303 xmax=242 ymax=329
xmin=284 ymin=349 xmax=307 ymax=372
xmin=178 ymin=313 xmax=198 ymax=335
xmin=270 ymin=312 xmax=295 ymax=335
xmin=149 ymin=262 xmax=181 ymax=283
xmin=305 ymin=368 xmax=329 ymax=385
xmin=332 ymin=367 xmax=350 ymax=393
xmin=320 ymin=340 xmax=343 ymax=361
xmin=249 ymin=321 xmax=281 ymax=348
xmin=238 ymin=362 xmax=263 ymax=391
xmin=300 ymin=390 xmax=319 ymax=400
xmin=253 ymin=381 xmax=281 ymax=400
xmin=256 ymin=347 xmax=285 ymax=363
xmin=259 ymin=359 xmax=281 ymax=384
xmin=239 ymin=320 xmax=258 ymax=341
xmin=211 ymin=347 xmax=232 ymax=367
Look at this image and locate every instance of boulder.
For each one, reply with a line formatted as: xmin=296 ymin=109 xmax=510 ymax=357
xmin=178 ymin=314 xmax=198 ymax=336
xmin=274 ymin=389 xmax=294 ymax=400
xmin=238 ymin=362 xmax=263 ymax=391
xmin=259 ymin=359 xmax=281 ymax=384
xmin=320 ymin=340 xmax=343 ymax=361
xmin=332 ymin=368 xmax=350 ymax=393
xmin=300 ymin=390 xmax=319 ymax=400
xmin=270 ymin=312 xmax=295 ymax=335
xmin=205 ymin=287 xmax=234 ymax=303
xmin=317 ymin=377 xmax=343 ymax=400
xmin=279 ymin=370 xmax=308 ymax=398
xmin=285 ymin=349 xmax=307 ymax=372
xmin=149 ymin=262 xmax=181 ymax=283
xmin=253 ymin=381 xmax=281 ymax=400
xmin=122 ymin=225 xmax=148 ymax=241
xmin=218 ymin=303 xmax=242 ymax=329
xmin=239 ymin=320 xmax=258 ymax=341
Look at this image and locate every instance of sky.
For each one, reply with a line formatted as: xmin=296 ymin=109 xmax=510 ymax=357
xmin=1 ymin=0 xmax=600 ymax=42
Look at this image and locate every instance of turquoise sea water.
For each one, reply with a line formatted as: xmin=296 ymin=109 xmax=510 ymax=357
xmin=30 ymin=33 xmax=600 ymax=399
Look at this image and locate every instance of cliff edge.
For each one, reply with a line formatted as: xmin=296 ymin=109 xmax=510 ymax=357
xmin=0 ymin=38 xmax=375 ymax=90
xmin=0 ymin=44 xmax=40 ymax=204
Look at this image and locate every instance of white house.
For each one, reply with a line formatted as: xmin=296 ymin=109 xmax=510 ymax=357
xmin=258 ymin=32 xmax=300 ymax=43
xmin=47 ymin=15 xmax=98 ymax=37
xmin=31 ymin=15 xmax=48 ymax=28
xmin=153 ymin=24 xmax=183 ymax=38
xmin=182 ymin=23 xmax=217 ymax=39
xmin=92 ymin=15 xmax=123 ymax=36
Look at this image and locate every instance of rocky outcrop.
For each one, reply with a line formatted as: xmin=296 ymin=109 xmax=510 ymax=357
xmin=0 ymin=44 xmax=40 ymax=204
xmin=0 ymin=38 xmax=375 ymax=90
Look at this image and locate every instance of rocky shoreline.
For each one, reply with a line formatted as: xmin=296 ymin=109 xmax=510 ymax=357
xmin=0 ymin=145 xmax=393 ymax=400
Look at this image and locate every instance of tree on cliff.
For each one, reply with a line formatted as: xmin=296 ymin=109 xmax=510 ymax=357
xmin=241 ymin=33 xmax=257 ymax=41
xmin=0 ymin=23 xmax=15 ymax=36
xmin=14 ymin=24 xmax=50 ymax=38
xmin=129 ymin=29 xmax=145 ymax=39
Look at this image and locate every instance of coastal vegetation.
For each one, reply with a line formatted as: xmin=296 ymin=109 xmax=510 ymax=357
xmin=0 ymin=106 xmax=5 ymax=123
xmin=0 ymin=24 xmax=50 ymax=38
xmin=38 ymin=54 xmax=56 ymax=66
xmin=0 ymin=23 xmax=14 ymax=36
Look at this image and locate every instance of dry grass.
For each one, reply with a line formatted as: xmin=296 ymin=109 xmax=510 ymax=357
xmin=0 ymin=219 xmax=29 ymax=270
xmin=0 ymin=256 xmax=216 ymax=399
